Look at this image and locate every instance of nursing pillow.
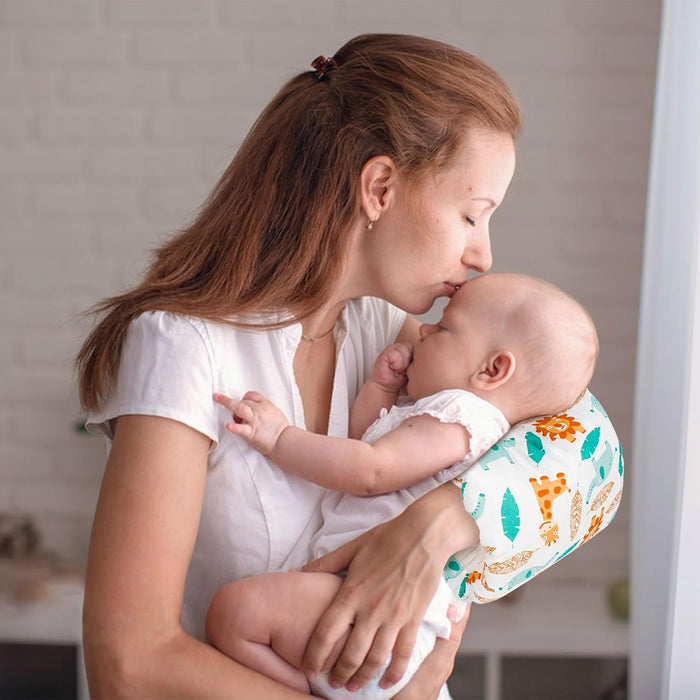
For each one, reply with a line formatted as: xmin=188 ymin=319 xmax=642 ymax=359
xmin=444 ymin=391 xmax=623 ymax=603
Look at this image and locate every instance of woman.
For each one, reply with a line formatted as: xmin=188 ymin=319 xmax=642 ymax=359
xmin=77 ymin=34 xmax=521 ymax=697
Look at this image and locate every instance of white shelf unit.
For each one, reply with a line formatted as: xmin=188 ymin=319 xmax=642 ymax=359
xmin=0 ymin=577 xmax=627 ymax=700
xmin=0 ymin=579 xmax=87 ymax=699
xmin=456 ymin=578 xmax=629 ymax=699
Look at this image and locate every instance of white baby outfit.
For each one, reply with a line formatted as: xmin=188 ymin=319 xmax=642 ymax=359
xmin=309 ymin=390 xmax=509 ymax=699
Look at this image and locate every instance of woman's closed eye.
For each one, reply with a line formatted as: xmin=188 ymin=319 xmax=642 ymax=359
xmin=465 ymin=216 xmax=476 ymax=227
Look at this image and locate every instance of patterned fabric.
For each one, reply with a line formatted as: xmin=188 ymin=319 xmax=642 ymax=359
xmin=444 ymin=391 xmax=623 ymax=603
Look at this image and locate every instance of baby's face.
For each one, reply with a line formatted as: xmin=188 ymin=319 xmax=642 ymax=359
xmin=406 ymin=279 xmax=499 ymax=400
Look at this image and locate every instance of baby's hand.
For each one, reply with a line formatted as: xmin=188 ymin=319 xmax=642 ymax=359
xmin=371 ymin=343 xmax=412 ymax=392
xmin=214 ymin=391 xmax=289 ymax=455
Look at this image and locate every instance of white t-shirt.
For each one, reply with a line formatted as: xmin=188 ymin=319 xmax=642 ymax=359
xmin=86 ymin=297 xmax=406 ymax=640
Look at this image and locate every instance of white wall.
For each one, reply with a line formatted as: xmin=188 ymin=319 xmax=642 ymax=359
xmin=631 ymin=1 xmax=700 ymax=696
xmin=0 ymin=0 xmax=659 ymax=591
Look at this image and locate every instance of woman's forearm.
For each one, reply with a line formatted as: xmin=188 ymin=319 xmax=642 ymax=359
xmin=84 ymin=626 xmax=307 ymax=699
xmin=404 ymin=481 xmax=480 ymax=559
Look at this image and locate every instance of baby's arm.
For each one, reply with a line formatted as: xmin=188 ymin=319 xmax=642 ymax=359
xmin=349 ymin=343 xmax=412 ymax=439
xmin=214 ymin=392 xmax=471 ymax=496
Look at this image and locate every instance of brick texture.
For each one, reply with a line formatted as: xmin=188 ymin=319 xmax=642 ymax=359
xmin=0 ymin=0 xmax=659 ymax=586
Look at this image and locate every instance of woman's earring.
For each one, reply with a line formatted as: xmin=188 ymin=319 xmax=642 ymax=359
xmin=366 ymin=217 xmax=378 ymax=230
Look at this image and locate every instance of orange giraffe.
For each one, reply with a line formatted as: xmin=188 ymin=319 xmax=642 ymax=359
xmin=529 ymin=472 xmax=570 ymax=546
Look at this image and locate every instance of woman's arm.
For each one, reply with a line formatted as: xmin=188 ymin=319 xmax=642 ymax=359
xmin=301 ymin=481 xmax=477 ymax=691
xmin=83 ymin=414 xmax=306 ymax=698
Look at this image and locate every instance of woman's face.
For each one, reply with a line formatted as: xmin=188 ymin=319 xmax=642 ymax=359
xmin=367 ymin=128 xmax=516 ymax=315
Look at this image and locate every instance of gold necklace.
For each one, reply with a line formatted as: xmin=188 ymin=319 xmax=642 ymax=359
xmin=300 ymin=326 xmax=335 ymax=342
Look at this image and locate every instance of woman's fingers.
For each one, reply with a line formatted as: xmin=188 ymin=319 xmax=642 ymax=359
xmin=346 ymin=624 xmax=401 ymax=691
xmin=392 ymin=606 xmax=470 ymax=700
xmin=302 ymin=539 xmax=356 ymax=576
xmin=325 ymin=621 xmax=376 ymax=688
xmin=377 ymin=623 xmax=420 ymax=689
xmin=301 ymin=598 xmax=355 ymax=676
xmin=300 ymin=541 xmax=359 ymax=675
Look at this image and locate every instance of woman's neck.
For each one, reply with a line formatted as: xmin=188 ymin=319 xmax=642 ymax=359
xmin=298 ymin=299 xmax=347 ymax=341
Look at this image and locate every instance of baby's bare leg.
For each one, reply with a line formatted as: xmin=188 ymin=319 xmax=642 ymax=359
xmin=206 ymin=571 xmax=346 ymax=692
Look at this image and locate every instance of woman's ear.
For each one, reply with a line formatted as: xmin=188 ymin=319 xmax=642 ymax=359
xmin=359 ymin=155 xmax=398 ymax=221
xmin=472 ymin=351 xmax=516 ymax=391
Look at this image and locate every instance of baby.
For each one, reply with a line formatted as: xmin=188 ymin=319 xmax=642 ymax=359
xmin=208 ymin=272 xmax=598 ymax=698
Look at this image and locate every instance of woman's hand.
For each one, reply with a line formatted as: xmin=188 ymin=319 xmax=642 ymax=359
xmin=301 ymin=482 xmax=474 ymax=692
xmin=394 ymin=605 xmax=470 ymax=699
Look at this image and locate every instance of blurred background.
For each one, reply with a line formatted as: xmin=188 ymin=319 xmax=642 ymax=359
xmin=0 ymin=1 xmax=665 ymax=698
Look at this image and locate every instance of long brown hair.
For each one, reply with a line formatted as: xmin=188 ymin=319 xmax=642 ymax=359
xmin=77 ymin=34 xmax=522 ymax=412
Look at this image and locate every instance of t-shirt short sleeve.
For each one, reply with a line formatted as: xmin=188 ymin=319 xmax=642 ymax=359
xmin=85 ymin=310 xmax=220 ymax=447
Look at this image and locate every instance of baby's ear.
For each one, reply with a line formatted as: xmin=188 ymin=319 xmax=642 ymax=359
xmin=472 ymin=351 xmax=516 ymax=391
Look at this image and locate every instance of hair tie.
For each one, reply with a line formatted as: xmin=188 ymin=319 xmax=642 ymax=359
xmin=311 ymin=55 xmax=339 ymax=81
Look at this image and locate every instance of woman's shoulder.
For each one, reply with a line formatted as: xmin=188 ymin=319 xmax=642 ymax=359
xmin=128 ymin=309 xmax=256 ymax=356
xmin=129 ymin=309 xmax=209 ymax=340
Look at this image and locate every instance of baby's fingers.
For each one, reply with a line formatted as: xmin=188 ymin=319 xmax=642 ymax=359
xmin=215 ymin=393 xmax=255 ymax=434
xmin=224 ymin=420 xmax=254 ymax=439
xmin=387 ymin=344 xmax=412 ymax=374
xmin=213 ymin=392 xmax=237 ymax=411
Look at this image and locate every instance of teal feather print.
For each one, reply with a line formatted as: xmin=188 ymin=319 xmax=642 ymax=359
xmin=505 ymin=551 xmax=561 ymax=590
xmin=470 ymin=493 xmax=486 ymax=520
xmin=505 ymin=566 xmax=540 ymax=589
xmin=525 ymin=431 xmax=545 ymax=464
xmin=458 ymin=575 xmax=468 ymax=598
xmin=618 ymin=445 xmax=624 ymax=476
xmin=500 ymin=488 xmax=520 ymax=543
xmin=580 ymin=427 xmax=600 ymax=460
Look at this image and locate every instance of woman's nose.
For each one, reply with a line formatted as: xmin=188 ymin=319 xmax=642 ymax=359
xmin=463 ymin=227 xmax=493 ymax=273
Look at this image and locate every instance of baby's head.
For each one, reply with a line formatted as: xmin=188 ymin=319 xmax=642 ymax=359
xmin=407 ymin=273 xmax=598 ymax=424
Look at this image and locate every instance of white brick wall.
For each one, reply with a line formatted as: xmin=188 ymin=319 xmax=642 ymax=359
xmin=0 ymin=0 xmax=660 ymax=584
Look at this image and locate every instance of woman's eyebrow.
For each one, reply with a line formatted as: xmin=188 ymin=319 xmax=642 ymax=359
xmin=470 ymin=196 xmax=497 ymax=207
